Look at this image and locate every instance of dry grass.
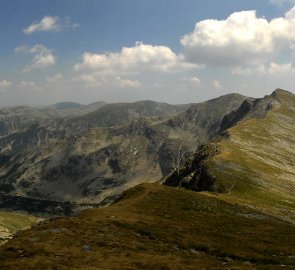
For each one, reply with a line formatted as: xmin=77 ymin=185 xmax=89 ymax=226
xmin=0 ymin=183 xmax=294 ymax=269
xmin=206 ymin=91 xmax=295 ymax=222
xmin=0 ymin=211 xmax=40 ymax=245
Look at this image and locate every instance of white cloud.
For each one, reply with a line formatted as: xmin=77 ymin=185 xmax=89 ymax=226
xmin=181 ymin=11 xmax=273 ymax=66
xmin=269 ymin=62 xmax=295 ymax=74
xmin=73 ymin=42 xmax=198 ymax=92
xmin=0 ymin=80 xmax=12 ymax=92
xmin=24 ymin=16 xmax=60 ymax=34
xmin=115 ymin=77 xmax=142 ymax=88
xmin=74 ymin=41 xmax=197 ymax=74
xmin=179 ymin=76 xmax=201 ymax=91
xmin=213 ymin=80 xmax=222 ymax=89
xmin=189 ymin=76 xmax=201 ymax=85
xmin=180 ymin=8 xmax=295 ymax=68
xmin=15 ymin=44 xmax=56 ymax=73
xmin=23 ymin=16 xmax=80 ymax=34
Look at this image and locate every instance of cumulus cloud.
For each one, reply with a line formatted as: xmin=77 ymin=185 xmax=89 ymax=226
xmin=0 ymin=80 xmax=12 ymax=92
xmin=15 ymin=44 xmax=56 ymax=73
xmin=23 ymin=16 xmax=80 ymax=34
xmin=73 ymin=42 xmax=199 ymax=91
xmin=74 ymin=41 xmax=197 ymax=74
xmin=180 ymin=7 xmax=295 ymax=69
xmin=179 ymin=76 xmax=201 ymax=91
xmin=115 ymin=77 xmax=141 ymax=88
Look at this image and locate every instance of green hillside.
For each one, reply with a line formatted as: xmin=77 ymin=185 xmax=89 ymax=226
xmin=206 ymin=90 xmax=295 ymax=222
xmin=0 ymin=211 xmax=40 ymax=245
xmin=0 ymin=183 xmax=294 ymax=269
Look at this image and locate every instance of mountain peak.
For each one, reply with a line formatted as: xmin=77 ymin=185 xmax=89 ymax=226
xmin=271 ymin=88 xmax=293 ymax=97
xmin=45 ymin=102 xmax=84 ymax=110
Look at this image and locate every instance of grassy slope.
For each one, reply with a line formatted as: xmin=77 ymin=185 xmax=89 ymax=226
xmin=0 ymin=183 xmax=294 ymax=269
xmin=206 ymin=90 xmax=295 ymax=222
xmin=0 ymin=211 xmax=40 ymax=244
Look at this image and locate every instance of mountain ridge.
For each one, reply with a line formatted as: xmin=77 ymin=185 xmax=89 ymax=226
xmin=0 ymin=89 xmax=295 ymax=269
xmin=0 ymin=93 xmax=247 ymax=212
xmin=164 ymin=88 xmax=295 ymax=222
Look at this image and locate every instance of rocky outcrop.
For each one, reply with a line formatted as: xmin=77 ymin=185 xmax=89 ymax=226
xmin=164 ymin=142 xmax=224 ymax=192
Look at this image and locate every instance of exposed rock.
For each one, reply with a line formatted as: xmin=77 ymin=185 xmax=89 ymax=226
xmin=164 ymin=142 xmax=224 ymax=192
xmin=0 ymin=95 xmax=247 ymax=212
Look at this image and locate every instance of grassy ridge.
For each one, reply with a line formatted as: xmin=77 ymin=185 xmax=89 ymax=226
xmin=0 ymin=211 xmax=40 ymax=244
xmin=206 ymin=90 xmax=295 ymax=222
xmin=0 ymin=183 xmax=294 ymax=269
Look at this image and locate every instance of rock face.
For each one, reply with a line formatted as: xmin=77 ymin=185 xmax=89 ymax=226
xmin=164 ymin=141 xmax=223 ymax=192
xmin=0 ymin=95 xmax=247 ymax=212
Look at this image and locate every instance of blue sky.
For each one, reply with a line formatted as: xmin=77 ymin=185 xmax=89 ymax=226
xmin=1 ymin=0 xmax=295 ymax=106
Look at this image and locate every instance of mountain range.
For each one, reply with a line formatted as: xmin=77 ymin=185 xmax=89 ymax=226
xmin=0 ymin=89 xmax=294 ymax=269
xmin=0 ymin=94 xmax=245 ymax=211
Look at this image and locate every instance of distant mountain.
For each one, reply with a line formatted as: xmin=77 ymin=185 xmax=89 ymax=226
xmin=164 ymin=93 xmax=250 ymax=141
xmin=0 ymin=101 xmax=107 ymax=139
xmin=0 ymin=94 xmax=247 ymax=210
xmin=78 ymin=100 xmax=191 ymax=127
xmin=42 ymin=101 xmax=106 ymax=118
xmin=45 ymin=102 xmax=84 ymax=110
xmin=0 ymin=106 xmax=50 ymax=138
xmin=0 ymin=100 xmax=191 ymax=156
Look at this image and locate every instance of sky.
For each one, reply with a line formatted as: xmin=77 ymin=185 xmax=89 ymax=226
xmin=1 ymin=0 xmax=295 ymax=106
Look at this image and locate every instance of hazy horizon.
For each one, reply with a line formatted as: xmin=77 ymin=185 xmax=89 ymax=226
xmin=0 ymin=90 xmax=266 ymax=109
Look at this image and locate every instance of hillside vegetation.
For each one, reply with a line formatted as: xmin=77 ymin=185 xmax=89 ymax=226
xmin=0 ymin=211 xmax=40 ymax=245
xmin=165 ymin=89 xmax=295 ymax=222
xmin=0 ymin=184 xmax=294 ymax=269
xmin=205 ymin=89 xmax=295 ymax=222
